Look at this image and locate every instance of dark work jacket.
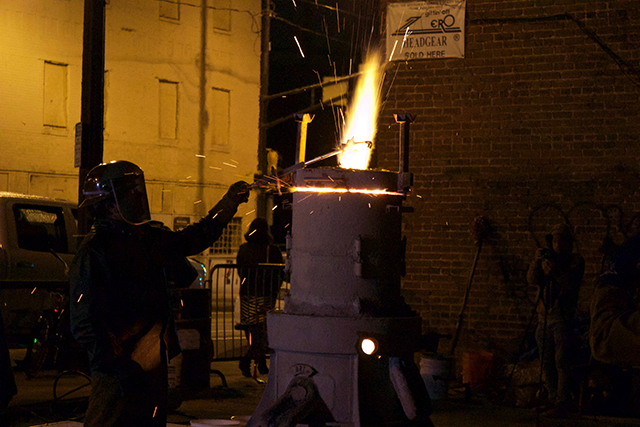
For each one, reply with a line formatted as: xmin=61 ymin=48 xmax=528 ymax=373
xmin=69 ymin=216 xmax=223 ymax=379
xmin=527 ymin=252 xmax=585 ymax=324
xmin=237 ymin=239 xmax=283 ymax=299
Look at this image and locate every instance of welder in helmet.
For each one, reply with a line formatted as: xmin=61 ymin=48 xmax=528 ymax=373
xmin=69 ymin=160 xmax=248 ymax=427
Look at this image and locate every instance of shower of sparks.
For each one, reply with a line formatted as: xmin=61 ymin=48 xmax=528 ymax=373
xmin=180 ymin=299 xmax=184 ymax=307
xmin=222 ymin=162 xmax=237 ymax=168
xmin=368 ymin=203 xmax=371 ymax=208
xmin=153 ymin=407 xmax=158 ymax=418
xmin=31 ymin=287 xmax=36 ymax=294
xmin=291 ymin=0 xmax=296 ymax=7
xmin=389 ymin=40 xmax=399 ymax=61
xmin=195 ymin=154 xmax=205 ymax=158
xmin=310 ymin=211 xmax=314 ymax=214
xmin=296 ymin=194 xmax=314 ymax=204
xmin=336 ymin=3 xmax=340 ymax=33
xmin=245 ymin=209 xmax=256 ymax=216
xmin=210 ymin=166 xmax=222 ymax=170
xmin=285 ymin=223 xmax=290 ymax=228
xmin=322 ymin=19 xmax=331 ymax=55
xmin=294 ymin=36 xmax=305 ymax=58
xmin=272 ymin=205 xmax=278 ymax=210
xmin=186 ymin=176 xmax=192 ymax=179
xmin=249 ymin=229 xmax=256 ymax=236
xmin=230 ymin=159 xmax=239 ymax=164
xmin=292 ymin=187 xmax=404 ymax=196
xmin=77 ymin=294 xmax=83 ymax=303
xmin=402 ymin=27 xmax=411 ymax=48
xmin=194 ymin=200 xmax=202 ymax=204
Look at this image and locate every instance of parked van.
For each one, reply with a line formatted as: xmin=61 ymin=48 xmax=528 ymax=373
xmin=0 ymin=192 xmax=77 ymax=346
xmin=0 ymin=192 xmax=206 ymax=347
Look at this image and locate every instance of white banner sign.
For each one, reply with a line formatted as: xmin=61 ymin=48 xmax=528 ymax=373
xmin=387 ymin=1 xmax=466 ymax=61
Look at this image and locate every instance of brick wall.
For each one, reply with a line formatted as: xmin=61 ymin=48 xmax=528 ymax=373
xmin=376 ymin=0 xmax=640 ymax=362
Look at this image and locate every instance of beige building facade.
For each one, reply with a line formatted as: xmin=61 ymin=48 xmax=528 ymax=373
xmin=0 ymin=0 xmax=261 ymax=259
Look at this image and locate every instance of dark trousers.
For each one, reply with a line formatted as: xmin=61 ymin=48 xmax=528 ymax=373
xmin=535 ymin=321 xmax=575 ymax=405
xmin=0 ymin=308 xmax=17 ymax=410
xmin=244 ymin=322 xmax=269 ymax=360
xmin=84 ymin=363 xmax=168 ymax=427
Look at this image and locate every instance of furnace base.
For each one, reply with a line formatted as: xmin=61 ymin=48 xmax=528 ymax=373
xmin=246 ymin=312 xmax=432 ymax=427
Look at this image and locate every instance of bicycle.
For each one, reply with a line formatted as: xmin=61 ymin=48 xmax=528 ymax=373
xmin=23 ymin=289 xmax=88 ymax=378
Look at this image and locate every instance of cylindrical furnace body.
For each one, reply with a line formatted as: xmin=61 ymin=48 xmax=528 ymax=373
xmin=248 ymin=167 xmax=432 ymax=427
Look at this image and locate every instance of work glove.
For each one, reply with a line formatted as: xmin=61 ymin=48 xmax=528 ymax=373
xmin=209 ymin=181 xmax=249 ymax=225
xmin=227 ymin=181 xmax=250 ymax=204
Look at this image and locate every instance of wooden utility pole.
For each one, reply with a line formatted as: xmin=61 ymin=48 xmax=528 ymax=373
xmin=257 ymin=0 xmax=271 ymax=218
xmin=77 ymin=0 xmax=105 ymax=235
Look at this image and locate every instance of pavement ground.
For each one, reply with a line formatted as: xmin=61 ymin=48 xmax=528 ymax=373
xmin=3 ymin=352 xmax=640 ymax=427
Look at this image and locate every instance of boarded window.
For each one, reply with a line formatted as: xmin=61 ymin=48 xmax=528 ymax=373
xmin=160 ymin=0 xmax=180 ymax=21
xmin=212 ymin=0 xmax=231 ymax=31
xmin=43 ymin=61 xmax=68 ymax=128
xmin=159 ymin=80 xmax=178 ymax=139
xmin=208 ymin=87 xmax=230 ymax=148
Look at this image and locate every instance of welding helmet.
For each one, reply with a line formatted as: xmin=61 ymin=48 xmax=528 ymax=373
xmin=80 ymin=160 xmax=151 ymax=225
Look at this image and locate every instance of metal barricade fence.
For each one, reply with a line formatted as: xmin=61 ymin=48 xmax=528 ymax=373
xmin=206 ymin=263 xmax=288 ymax=361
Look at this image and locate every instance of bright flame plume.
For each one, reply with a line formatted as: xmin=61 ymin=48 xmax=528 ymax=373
xmin=338 ymin=51 xmax=383 ymax=170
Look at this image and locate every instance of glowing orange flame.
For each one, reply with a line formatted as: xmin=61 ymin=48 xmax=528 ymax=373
xmin=291 ymin=187 xmax=403 ymax=196
xmin=338 ymin=51 xmax=383 ymax=170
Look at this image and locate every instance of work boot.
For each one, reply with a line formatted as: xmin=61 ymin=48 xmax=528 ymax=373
xmin=257 ymin=357 xmax=269 ymax=375
xmin=239 ymin=357 xmax=252 ymax=378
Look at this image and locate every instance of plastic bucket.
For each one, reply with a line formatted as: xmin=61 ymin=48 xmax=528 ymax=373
xmin=462 ymin=350 xmax=493 ymax=388
xmin=419 ymin=355 xmax=452 ymax=400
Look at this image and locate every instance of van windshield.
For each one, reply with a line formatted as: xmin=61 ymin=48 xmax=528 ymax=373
xmin=13 ymin=204 xmax=73 ymax=254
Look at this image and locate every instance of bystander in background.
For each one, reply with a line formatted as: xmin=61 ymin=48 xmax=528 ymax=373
xmin=527 ymin=224 xmax=585 ymax=418
xmin=236 ymin=218 xmax=283 ymax=378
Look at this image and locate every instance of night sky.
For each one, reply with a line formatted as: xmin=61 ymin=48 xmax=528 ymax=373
xmin=265 ymin=0 xmax=380 ymax=245
xmin=265 ymin=0 xmax=380 ymax=169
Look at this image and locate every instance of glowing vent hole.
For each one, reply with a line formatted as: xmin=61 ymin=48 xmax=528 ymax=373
xmin=361 ymin=338 xmax=378 ymax=355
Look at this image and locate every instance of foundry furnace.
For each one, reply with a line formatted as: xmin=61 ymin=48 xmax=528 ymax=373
xmin=247 ymin=117 xmax=432 ymax=427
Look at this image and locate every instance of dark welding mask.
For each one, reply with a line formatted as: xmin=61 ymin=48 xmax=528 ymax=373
xmin=80 ymin=160 xmax=151 ymax=225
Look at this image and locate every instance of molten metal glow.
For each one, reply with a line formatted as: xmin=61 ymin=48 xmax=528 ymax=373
xmin=339 ymin=51 xmax=383 ymax=170
xmin=291 ymin=187 xmax=403 ymax=196
xmin=361 ymin=338 xmax=378 ymax=355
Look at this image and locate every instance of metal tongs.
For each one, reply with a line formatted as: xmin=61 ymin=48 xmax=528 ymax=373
xmin=250 ymin=149 xmax=342 ymax=191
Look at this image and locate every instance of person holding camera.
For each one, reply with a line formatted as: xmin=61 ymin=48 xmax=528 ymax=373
xmin=590 ymin=231 xmax=640 ymax=366
xmin=527 ymin=224 xmax=585 ymax=418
